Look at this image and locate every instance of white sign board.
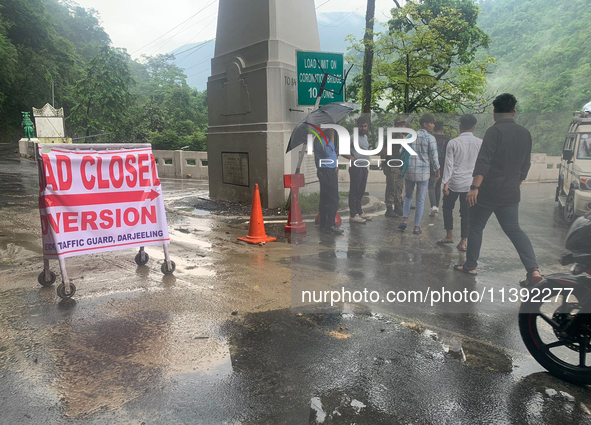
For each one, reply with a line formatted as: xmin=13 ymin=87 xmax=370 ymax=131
xmin=35 ymin=117 xmax=65 ymax=138
xmin=36 ymin=144 xmax=170 ymax=259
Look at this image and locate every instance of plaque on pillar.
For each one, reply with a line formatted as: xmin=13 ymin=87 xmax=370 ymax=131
xmin=222 ymin=152 xmax=250 ymax=187
xmin=301 ymin=154 xmax=318 ymax=186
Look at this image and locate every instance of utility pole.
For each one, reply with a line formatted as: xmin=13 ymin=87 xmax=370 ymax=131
xmin=361 ymin=0 xmax=376 ymax=114
xmin=51 ymin=79 xmax=55 ymax=107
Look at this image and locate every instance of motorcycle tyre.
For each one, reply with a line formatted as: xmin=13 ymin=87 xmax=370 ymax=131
xmin=519 ymin=286 xmax=591 ymax=386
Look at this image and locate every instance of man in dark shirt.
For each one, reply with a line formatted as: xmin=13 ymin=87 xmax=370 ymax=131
xmin=454 ymin=93 xmax=542 ymax=287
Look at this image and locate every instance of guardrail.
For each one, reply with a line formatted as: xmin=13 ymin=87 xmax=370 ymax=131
xmin=19 ymin=143 xmax=559 ymax=183
xmin=336 ymin=154 xmax=560 ymax=184
xmin=152 ymin=150 xmax=209 ymax=179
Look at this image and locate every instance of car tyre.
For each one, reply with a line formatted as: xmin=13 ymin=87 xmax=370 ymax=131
xmin=563 ymin=190 xmax=577 ymax=225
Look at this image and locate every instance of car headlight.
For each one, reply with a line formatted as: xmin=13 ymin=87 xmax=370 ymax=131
xmin=580 ymin=177 xmax=591 ymax=190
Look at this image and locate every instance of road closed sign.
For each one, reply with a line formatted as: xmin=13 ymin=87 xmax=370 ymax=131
xmin=36 ymin=144 xmax=170 ymax=259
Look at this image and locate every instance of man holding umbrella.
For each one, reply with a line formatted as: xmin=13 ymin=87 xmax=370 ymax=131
xmin=314 ymin=127 xmax=343 ymax=234
xmin=286 ymin=102 xmax=357 ymax=235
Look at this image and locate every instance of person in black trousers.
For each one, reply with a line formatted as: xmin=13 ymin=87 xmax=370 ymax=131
xmin=343 ymin=116 xmax=372 ymax=223
xmin=454 ymin=93 xmax=542 ymax=287
xmin=437 ymin=114 xmax=482 ymax=251
xmin=314 ymin=128 xmax=343 ymax=235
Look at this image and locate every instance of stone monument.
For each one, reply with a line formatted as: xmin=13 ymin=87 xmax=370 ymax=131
xmin=19 ymin=104 xmax=72 ymax=158
xmin=206 ymin=0 xmax=321 ymax=208
xmin=32 ymin=103 xmax=72 ymax=143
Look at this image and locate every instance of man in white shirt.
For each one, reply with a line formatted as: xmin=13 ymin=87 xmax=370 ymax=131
xmin=437 ymin=114 xmax=482 ymax=251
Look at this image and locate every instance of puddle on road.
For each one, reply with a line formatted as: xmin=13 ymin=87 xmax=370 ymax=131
xmin=48 ymin=310 xmax=170 ymax=416
xmin=192 ymin=208 xmax=211 ymax=216
xmin=0 ymin=243 xmax=39 ymax=265
xmin=309 ymin=390 xmax=391 ymax=424
xmin=462 ymin=339 xmax=513 ymax=373
xmin=43 ymin=308 xmax=233 ymax=417
xmin=402 ymin=321 xmax=513 ymax=373
xmin=167 ymin=228 xmax=213 ymax=250
xmin=505 ymin=372 xmax=591 ymax=423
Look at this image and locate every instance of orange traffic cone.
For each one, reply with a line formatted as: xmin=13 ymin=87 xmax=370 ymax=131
xmin=238 ymin=184 xmax=277 ymax=244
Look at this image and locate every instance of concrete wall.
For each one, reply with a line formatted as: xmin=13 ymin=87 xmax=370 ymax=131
xmin=19 ymin=143 xmax=559 ymax=185
xmin=152 ymin=150 xmax=209 ymax=179
xmin=334 ymin=154 xmax=560 ymax=184
xmin=149 ymin=152 xmax=560 ymax=184
xmin=18 ymin=138 xmax=72 ymax=159
xmin=528 ymin=153 xmax=561 ymax=182
xmin=18 ymin=139 xmax=37 ymax=158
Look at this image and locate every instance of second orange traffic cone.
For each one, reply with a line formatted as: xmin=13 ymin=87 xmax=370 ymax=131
xmin=238 ymin=184 xmax=277 ymax=244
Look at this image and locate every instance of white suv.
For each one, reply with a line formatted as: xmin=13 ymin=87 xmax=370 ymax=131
xmin=557 ymin=111 xmax=591 ymax=224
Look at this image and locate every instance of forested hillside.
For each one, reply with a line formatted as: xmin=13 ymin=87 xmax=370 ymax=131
xmin=478 ymin=0 xmax=591 ymax=154
xmin=2 ymin=0 xmax=590 ymax=155
xmin=0 ymin=0 xmax=208 ymax=149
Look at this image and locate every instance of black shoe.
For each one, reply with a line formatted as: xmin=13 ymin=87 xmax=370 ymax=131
xmin=393 ymin=207 xmax=403 ymax=218
xmin=322 ymin=226 xmax=344 ymax=235
xmin=385 ymin=206 xmax=397 ymax=218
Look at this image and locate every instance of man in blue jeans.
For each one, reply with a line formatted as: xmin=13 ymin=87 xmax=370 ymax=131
xmin=454 ymin=93 xmax=542 ymax=287
xmin=398 ymin=114 xmax=440 ymax=235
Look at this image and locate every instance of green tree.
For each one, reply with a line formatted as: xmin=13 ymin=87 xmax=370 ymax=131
xmin=0 ymin=0 xmax=113 ymax=140
xmin=0 ymin=0 xmax=82 ymax=134
xmin=350 ymin=0 xmax=493 ymax=113
xmin=478 ymin=0 xmax=591 ymax=154
xmin=70 ymin=46 xmax=134 ymax=140
xmin=43 ymin=0 xmax=111 ymax=60
xmin=131 ymin=54 xmax=208 ymax=150
xmin=0 ymin=13 xmax=18 ymax=124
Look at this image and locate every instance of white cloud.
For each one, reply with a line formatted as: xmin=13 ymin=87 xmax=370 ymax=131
xmin=72 ymin=0 xmax=397 ymax=58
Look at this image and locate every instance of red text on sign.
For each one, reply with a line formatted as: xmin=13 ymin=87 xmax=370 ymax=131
xmin=43 ymin=153 xmax=161 ymax=191
xmin=40 ymin=206 xmax=157 ymax=235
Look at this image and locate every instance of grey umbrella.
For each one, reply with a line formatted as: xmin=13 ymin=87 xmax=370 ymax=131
xmin=286 ymin=102 xmax=358 ymax=153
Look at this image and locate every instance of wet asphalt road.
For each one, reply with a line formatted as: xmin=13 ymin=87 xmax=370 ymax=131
xmin=1 ymin=142 xmax=591 ymax=424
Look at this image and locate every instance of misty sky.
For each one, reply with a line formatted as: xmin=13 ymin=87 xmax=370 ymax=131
xmin=72 ymin=0 xmax=398 ymax=58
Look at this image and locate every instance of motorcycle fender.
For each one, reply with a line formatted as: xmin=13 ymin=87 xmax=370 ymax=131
xmin=540 ymin=273 xmax=591 ymax=307
xmin=542 ymin=272 xmax=591 ymax=287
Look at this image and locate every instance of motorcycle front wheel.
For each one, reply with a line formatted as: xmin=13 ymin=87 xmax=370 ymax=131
xmin=519 ymin=284 xmax=591 ymax=385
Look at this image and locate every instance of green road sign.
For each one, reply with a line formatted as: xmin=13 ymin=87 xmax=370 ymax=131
xmin=296 ymin=51 xmax=344 ymax=106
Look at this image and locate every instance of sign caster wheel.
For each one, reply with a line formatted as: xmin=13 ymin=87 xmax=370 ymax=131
xmin=56 ymin=282 xmax=76 ymax=299
xmin=38 ymin=271 xmax=56 ymax=287
xmin=161 ymin=261 xmax=176 ymax=275
xmin=135 ymin=252 xmax=149 ymax=266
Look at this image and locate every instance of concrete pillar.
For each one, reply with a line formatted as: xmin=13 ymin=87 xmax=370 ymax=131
xmin=207 ymin=0 xmax=320 ymax=208
xmin=174 ymin=150 xmax=183 ymax=177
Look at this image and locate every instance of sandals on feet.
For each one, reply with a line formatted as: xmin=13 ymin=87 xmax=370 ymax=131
xmin=456 ymin=244 xmax=467 ymax=252
xmin=398 ymin=223 xmax=408 ymax=231
xmin=437 ymin=239 xmax=454 ymax=245
xmin=413 ymin=228 xmax=422 ymax=235
xmin=519 ymin=267 xmax=543 ymax=288
xmin=454 ymin=264 xmax=477 ymax=275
